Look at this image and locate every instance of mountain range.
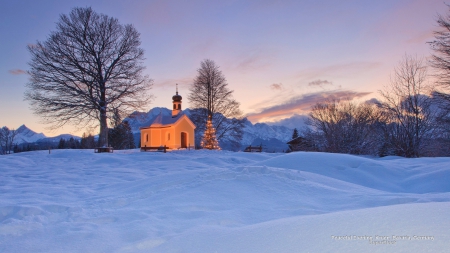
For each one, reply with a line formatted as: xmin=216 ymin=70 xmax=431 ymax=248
xmin=13 ymin=125 xmax=80 ymax=145
xmin=10 ymin=107 xmax=306 ymax=152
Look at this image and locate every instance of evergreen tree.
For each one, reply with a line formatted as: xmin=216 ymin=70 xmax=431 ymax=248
xmin=13 ymin=144 xmax=21 ymax=153
xmin=292 ymin=128 xmax=299 ymax=140
xmin=201 ymin=116 xmax=220 ymax=150
xmin=67 ymin=137 xmax=78 ymax=149
xmin=109 ymin=121 xmax=135 ymax=150
xmin=87 ymin=134 xmax=95 ymax=148
xmin=81 ymin=133 xmax=96 ymax=149
xmin=58 ymin=138 xmax=66 ymax=149
xmin=123 ymin=121 xmax=135 ymax=149
xmin=80 ymin=133 xmax=88 ymax=149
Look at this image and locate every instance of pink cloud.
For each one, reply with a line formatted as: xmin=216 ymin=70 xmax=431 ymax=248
xmin=308 ymin=79 xmax=333 ymax=88
xmin=270 ymin=83 xmax=283 ymax=90
xmin=246 ymin=90 xmax=372 ymax=123
xmin=9 ymin=69 xmax=26 ymax=75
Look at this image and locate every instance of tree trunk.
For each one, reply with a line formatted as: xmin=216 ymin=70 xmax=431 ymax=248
xmin=99 ymin=88 xmax=108 ymax=147
xmin=99 ymin=112 xmax=108 ymax=147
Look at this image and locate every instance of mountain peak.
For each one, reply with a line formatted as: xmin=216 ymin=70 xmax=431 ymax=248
xmin=13 ymin=125 xmax=46 ymax=144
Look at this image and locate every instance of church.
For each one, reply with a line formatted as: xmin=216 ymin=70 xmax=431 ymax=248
xmin=140 ymin=87 xmax=196 ymax=150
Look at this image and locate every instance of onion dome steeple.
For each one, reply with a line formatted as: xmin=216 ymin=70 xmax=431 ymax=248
xmin=172 ymin=84 xmax=182 ymax=117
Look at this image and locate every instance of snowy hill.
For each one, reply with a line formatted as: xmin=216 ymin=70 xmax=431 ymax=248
xmin=126 ymin=108 xmax=294 ymax=150
xmin=0 ymin=150 xmax=449 ymax=252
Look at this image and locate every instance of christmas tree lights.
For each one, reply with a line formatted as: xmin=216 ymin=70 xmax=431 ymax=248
xmin=201 ymin=115 xmax=221 ymax=150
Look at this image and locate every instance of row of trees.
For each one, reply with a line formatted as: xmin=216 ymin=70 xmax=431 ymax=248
xmin=301 ymin=54 xmax=450 ymax=157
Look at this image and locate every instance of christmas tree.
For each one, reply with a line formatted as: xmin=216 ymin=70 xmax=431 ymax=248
xmin=201 ymin=116 xmax=221 ymax=150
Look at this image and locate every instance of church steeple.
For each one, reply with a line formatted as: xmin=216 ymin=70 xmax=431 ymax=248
xmin=172 ymin=84 xmax=182 ymax=117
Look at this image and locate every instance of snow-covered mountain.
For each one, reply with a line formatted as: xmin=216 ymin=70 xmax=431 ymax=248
xmin=13 ymin=125 xmax=80 ymax=144
xmin=241 ymin=118 xmax=293 ymax=144
xmin=125 ymin=107 xmax=173 ymax=133
xmin=36 ymin=134 xmax=81 ymax=143
xmin=125 ymin=107 xmax=295 ymax=150
xmin=14 ymin=125 xmax=46 ymax=144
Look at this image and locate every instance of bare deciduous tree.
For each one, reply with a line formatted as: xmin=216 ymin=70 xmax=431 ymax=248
xmin=188 ymin=59 xmax=244 ymax=149
xmin=0 ymin=127 xmax=18 ymax=155
xmin=25 ymin=7 xmax=153 ymax=147
xmin=379 ymin=55 xmax=435 ymax=157
xmin=429 ymin=8 xmax=450 ymax=143
xmin=429 ymin=8 xmax=450 ymax=103
xmin=307 ymin=100 xmax=382 ymax=155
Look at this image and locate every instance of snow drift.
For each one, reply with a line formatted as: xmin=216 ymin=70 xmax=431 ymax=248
xmin=0 ymin=150 xmax=449 ymax=252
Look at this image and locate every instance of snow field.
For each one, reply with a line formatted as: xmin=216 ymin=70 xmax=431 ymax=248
xmin=1 ymin=150 xmax=449 ymax=252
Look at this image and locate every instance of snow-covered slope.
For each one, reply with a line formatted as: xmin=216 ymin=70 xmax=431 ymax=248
xmin=0 ymin=150 xmax=449 ymax=252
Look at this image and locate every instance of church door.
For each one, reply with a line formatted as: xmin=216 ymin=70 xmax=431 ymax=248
xmin=181 ymin=132 xmax=187 ymax=148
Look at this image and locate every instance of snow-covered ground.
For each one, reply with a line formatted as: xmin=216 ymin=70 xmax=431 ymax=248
xmin=1 ymin=150 xmax=449 ymax=252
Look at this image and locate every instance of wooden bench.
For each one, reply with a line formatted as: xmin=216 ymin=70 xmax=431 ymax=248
xmin=140 ymin=145 xmax=168 ymax=153
xmin=94 ymin=147 xmax=113 ymax=153
xmin=244 ymin=145 xmax=262 ymax=152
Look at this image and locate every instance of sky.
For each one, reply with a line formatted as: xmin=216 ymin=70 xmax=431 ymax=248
xmin=0 ymin=0 xmax=446 ymax=137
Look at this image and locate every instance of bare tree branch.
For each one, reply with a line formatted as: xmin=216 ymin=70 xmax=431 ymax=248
xmin=25 ymin=7 xmax=153 ymax=147
xmin=188 ymin=59 xmax=244 ymax=149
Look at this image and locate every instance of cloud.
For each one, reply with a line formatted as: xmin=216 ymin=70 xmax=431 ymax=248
xmin=308 ymin=79 xmax=333 ymax=87
xmin=9 ymin=69 xmax=26 ymax=75
xmin=270 ymin=83 xmax=283 ymax=90
xmin=246 ymin=89 xmax=372 ymax=123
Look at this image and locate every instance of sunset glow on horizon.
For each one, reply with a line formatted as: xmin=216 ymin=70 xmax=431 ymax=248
xmin=0 ymin=0 xmax=444 ymax=136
